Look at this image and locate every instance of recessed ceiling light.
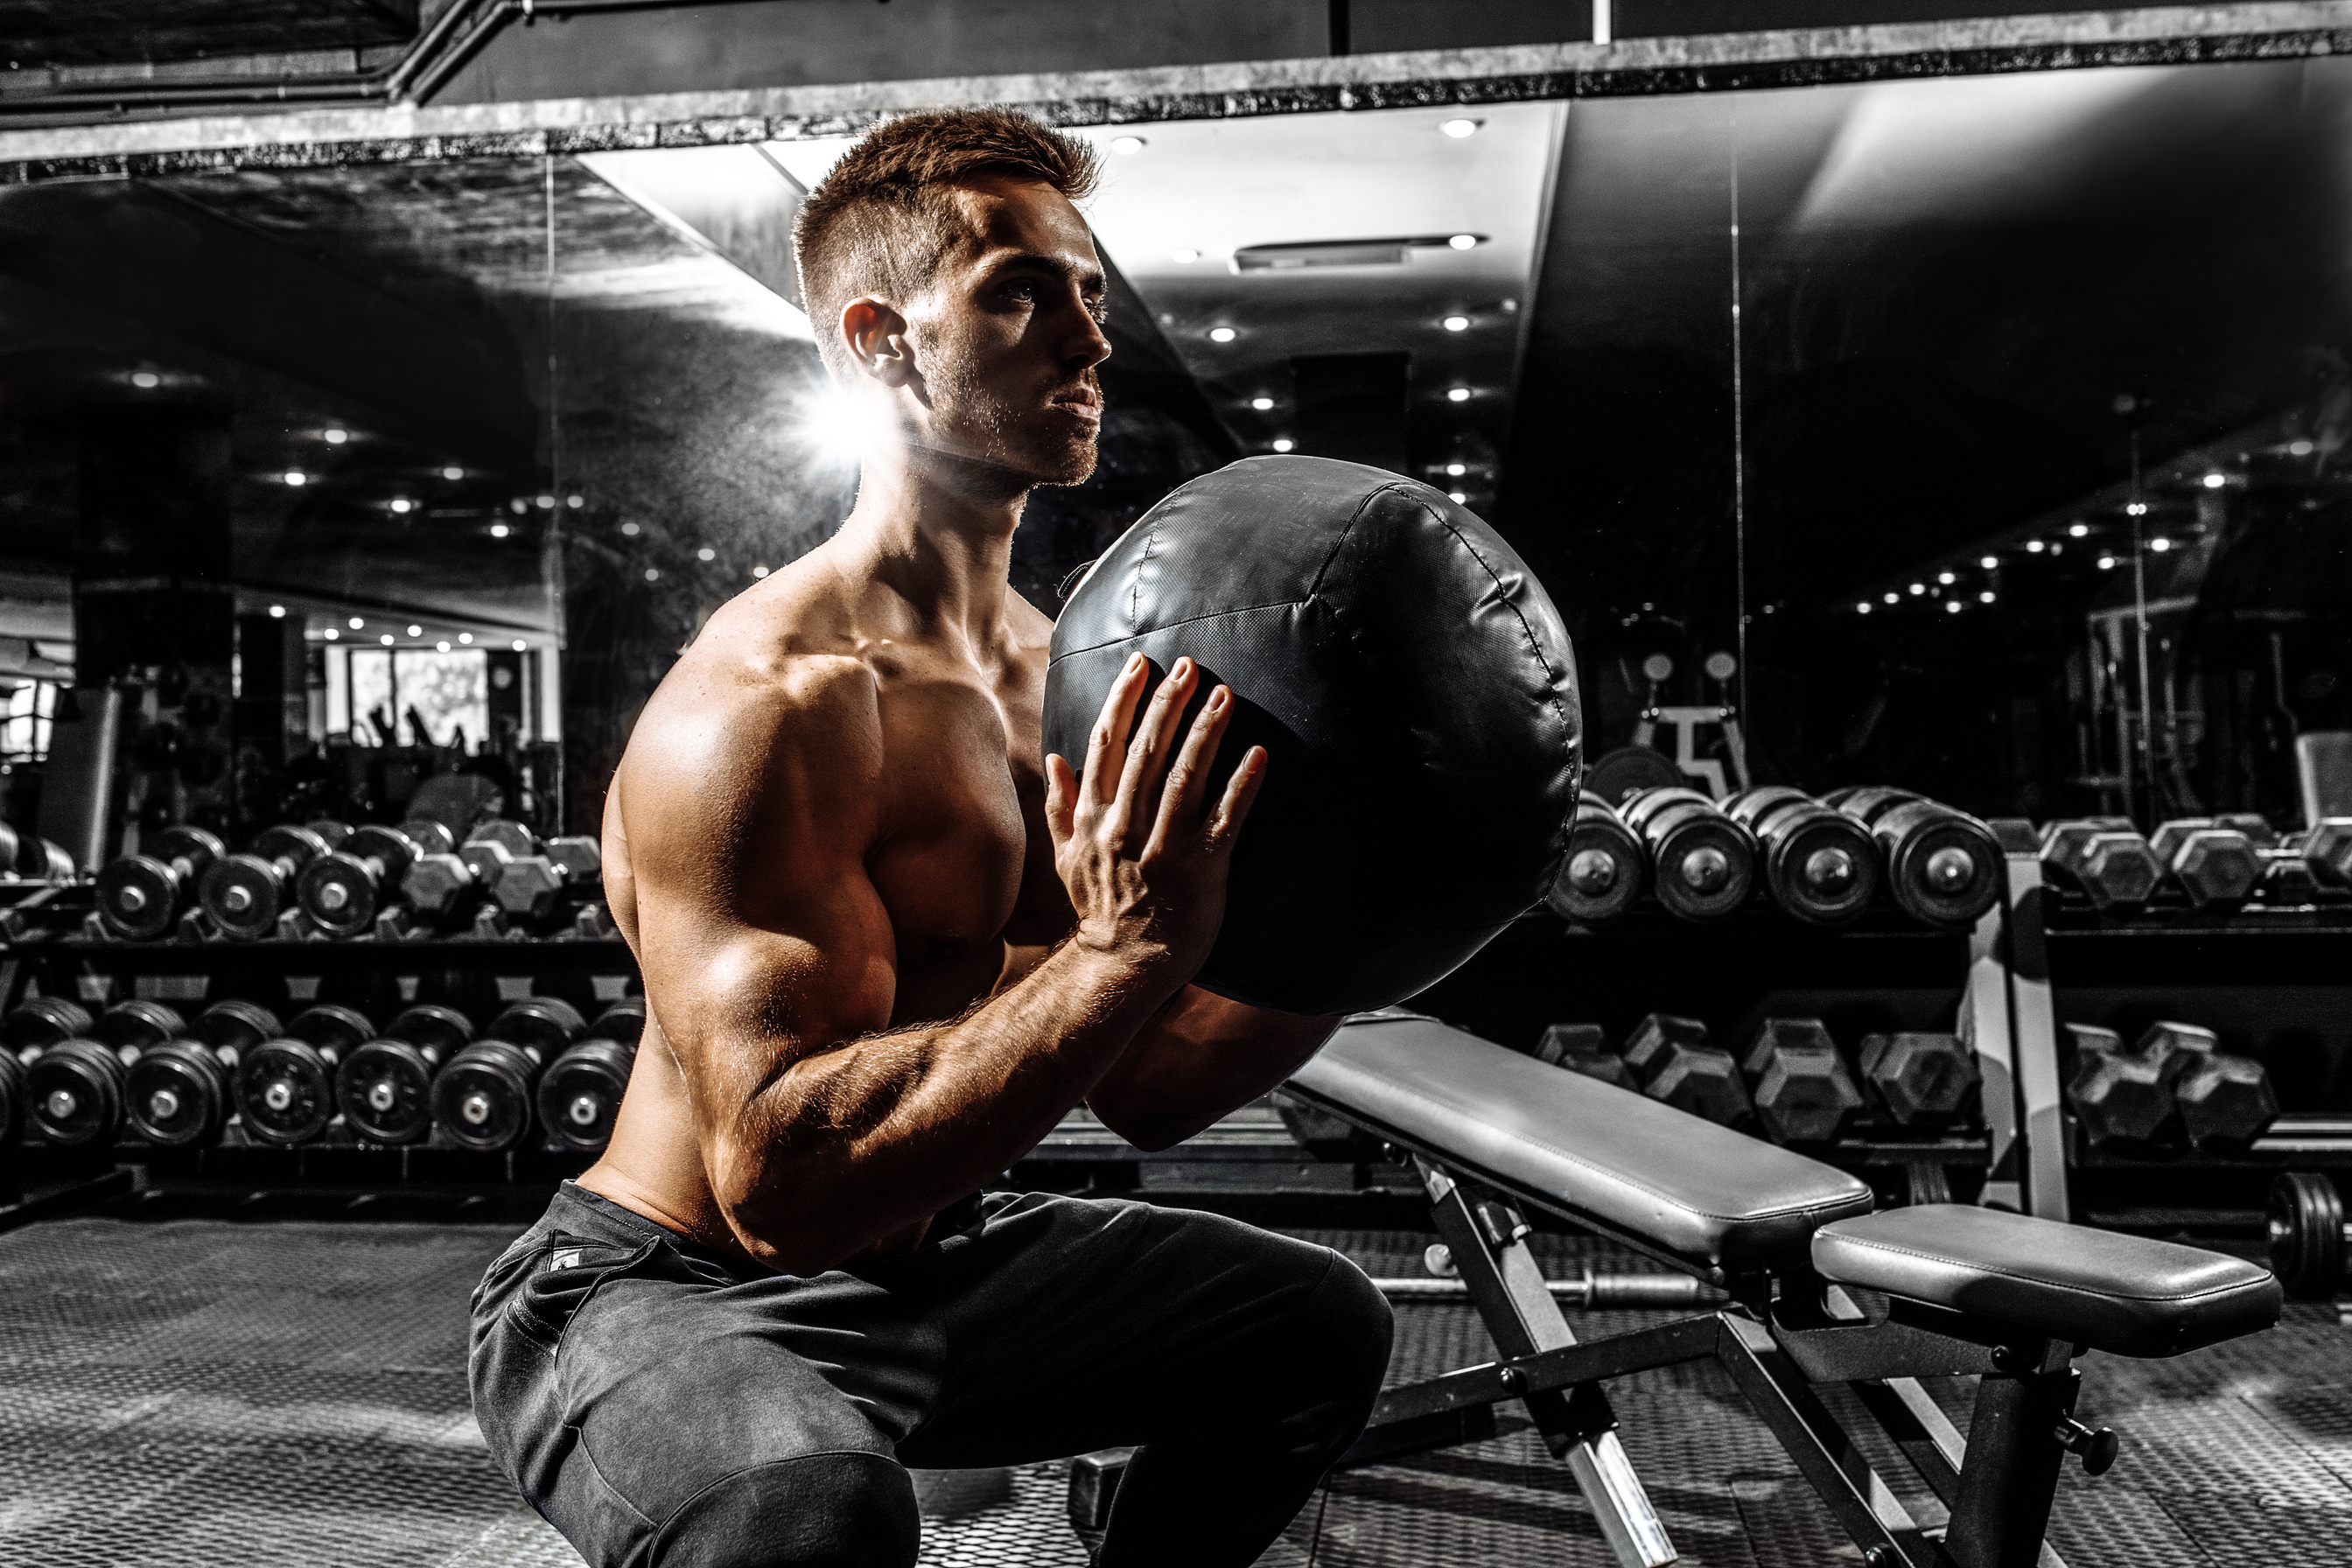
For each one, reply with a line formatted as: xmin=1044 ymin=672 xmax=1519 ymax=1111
xmin=2097 ymin=555 xmax=2118 ymax=570
xmin=644 ymin=568 xmax=660 ymax=583
xmin=129 ymin=371 xmax=160 ymax=389
xmin=1448 ymin=491 xmax=1467 ymax=503
xmin=268 ymin=605 xmax=286 ymax=619
xmin=1856 ymin=602 xmax=1872 ymax=613
xmin=697 ymin=547 xmax=716 ymax=562
xmin=1250 ymin=396 xmax=1274 ymax=411
xmin=2068 ymin=522 xmax=2090 ymax=536
xmin=1271 ymin=438 xmax=1293 ymax=452
xmin=536 ymin=494 xmax=556 ymax=509
xmin=1908 ymin=584 xmax=1926 ymax=596
xmin=620 ymin=522 xmax=640 ymax=536
xmin=2289 ymin=438 xmax=2315 ymax=456
xmin=1883 ymin=592 xmax=1898 ymax=605
xmin=348 ymin=617 xmax=365 ymax=629
xmin=442 ymin=466 xmax=464 ymax=480
xmin=1944 ymin=600 xmax=1963 ymax=614
xmin=1208 ymin=326 xmax=1237 ymax=343
xmin=389 ymin=499 xmax=412 ymax=514
xmin=324 ymin=428 xmax=349 ymax=444
xmin=2026 ymin=540 xmax=2047 ymax=552
xmin=2202 ymin=472 xmax=2227 ymax=488
xmin=567 ymin=494 xmax=584 ymax=508
xmin=1446 ymin=462 xmax=1466 ymax=477
xmin=513 ymin=640 xmax=529 ymax=652
xmin=1937 ymin=571 xmax=1956 ymax=585
xmin=1447 ymin=234 xmax=1478 ymax=250
xmin=283 ymin=471 xmax=306 ymax=486
xmin=1978 ymin=591 xmax=1995 ymax=603
xmin=407 ymin=625 xmax=422 ymax=636
xmin=1439 ymin=118 xmax=1480 ymax=139
xmin=2123 ymin=502 xmax=2146 ymax=516
xmin=2150 ymin=537 xmax=2172 ymax=552
xmin=1446 ymin=387 xmax=1471 ymax=402
xmin=1978 ymin=556 xmax=1998 ymax=569
xmin=324 ymin=628 xmax=339 ymax=641
xmin=1442 ymin=315 xmax=1471 ymax=332
xmin=752 ymin=565 xmax=770 ymax=579
xmin=379 ymin=633 xmax=395 ymax=645
xmin=437 ymin=640 xmax=451 ymax=652
xmin=489 ymin=523 xmax=510 ymax=538
xmin=458 ymin=633 xmax=472 ymax=645
xmin=1172 ymin=249 xmax=1200 ymax=263
xmin=1110 ymin=135 xmax=1146 ymax=155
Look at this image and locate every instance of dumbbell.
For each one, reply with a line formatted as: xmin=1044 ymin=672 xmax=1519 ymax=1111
xmin=1832 ymin=790 xmax=2003 ymax=928
xmin=2 ymin=997 xmax=93 ymax=1053
xmin=232 ymin=1004 xmax=374 ymax=1145
xmin=2063 ymin=1024 xmax=2170 ymax=1150
xmin=592 ymin=997 xmax=648 ymax=1049
xmin=1530 ymin=1022 xmax=1634 ymax=1089
xmin=0 ymin=821 xmax=74 ymax=882
xmin=95 ymin=825 xmax=226 ymax=941
xmin=2257 ymin=848 xmax=2328 ymax=906
xmin=401 ymin=818 xmax=458 ymax=857
xmin=1544 ymin=798 xmax=1646 ymax=927
xmin=2039 ymin=821 xmax=2164 ymax=914
xmin=339 ymin=1004 xmax=474 ymax=1144
xmin=538 ymin=1032 xmax=639 ymax=1152
xmin=2216 ymin=811 xmax=2278 ymax=847
xmin=1617 ymin=788 xmax=1755 ymax=922
xmin=2146 ymin=819 xmax=2264 ymax=913
xmin=94 ymin=998 xmax=186 ymax=1050
xmin=27 ymin=1037 xmax=133 ymax=1146
xmin=1723 ymin=787 xmax=1881 ymax=927
xmin=297 ymin=824 xmax=429 ymax=938
xmin=402 ymin=844 xmax=503 ymax=927
xmin=126 ymin=999 xmax=283 ymax=1149
xmin=199 ymin=824 xmax=335 ymax=942
xmin=494 ymin=836 xmax=605 ymax=924
xmin=431 ymin=997 xmax=586 ymax=1152
xmin=466 ymin=819 xmax=537 ymax=859
xmin=2268 ymin=1171 xmax=2348 ymax=1299
xmin=1738 ymin=1018 xmax=1863 ymax=1144
xmin=1857 ymin=1032 xmax=1979 ymax=1131
xmin=2133 ymin=1020 xmax=2278 ymax=1153
xmin=307 ymin=819 xmax=354 ymax=850
xmin=1620 ymin=1013 xmax=1751 ymax=1126
xmin=2304 ymin=819 xmax=2352 ymax=890
xmin=0 ymin=1046 xmax=21 ymax=1148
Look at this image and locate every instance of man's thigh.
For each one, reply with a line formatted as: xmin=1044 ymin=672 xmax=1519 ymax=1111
xmin=880 ymin=1192 xmax=1391 ymax=1467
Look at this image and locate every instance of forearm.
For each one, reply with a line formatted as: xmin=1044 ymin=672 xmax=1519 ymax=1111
xmin=1087 ymin=986 xmax=1343 ymax=1152
xmin=720 ymin=938 xmax=1179 ymax=1269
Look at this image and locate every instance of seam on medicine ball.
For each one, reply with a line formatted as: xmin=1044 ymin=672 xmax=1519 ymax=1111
xmin=1051 ymin=597 xmax=1320 ymax=662
xmin=1300 ymin=484 xmax=1392 ymax=604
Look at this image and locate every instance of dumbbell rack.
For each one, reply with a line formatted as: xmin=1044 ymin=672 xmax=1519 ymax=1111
xmin=1984 ymin=826 xmax=2352 ymax=1235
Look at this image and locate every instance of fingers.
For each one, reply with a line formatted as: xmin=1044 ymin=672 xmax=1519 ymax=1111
xmin=1145 ymin=683 xmax=1232 ymax=856
xmin=1204 ymin=745 xmax=1268 ymax=848
xmin=1044 ymin=753 xmax=1076 ymax=850
xmin=1084 ymin=654 xmax=1151 ymax=808
xmin=1107 ymin=656 xmax=1199 ymax=844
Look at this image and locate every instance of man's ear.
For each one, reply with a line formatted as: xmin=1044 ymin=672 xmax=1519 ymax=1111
xmin=839 ymin=298 xmax=917 ymax=389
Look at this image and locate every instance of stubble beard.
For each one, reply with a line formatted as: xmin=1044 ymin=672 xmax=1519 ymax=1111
xmin=926 ymin=354 xmax=1101 ymax=493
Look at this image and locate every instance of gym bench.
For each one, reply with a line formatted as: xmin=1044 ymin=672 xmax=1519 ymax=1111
xmin=1278 ymin=1009 xmax=2281 ymax=1568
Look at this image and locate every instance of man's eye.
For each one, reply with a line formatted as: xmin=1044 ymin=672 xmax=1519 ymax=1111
xmin=1007 ymin=280 xmax=1038 ymax=303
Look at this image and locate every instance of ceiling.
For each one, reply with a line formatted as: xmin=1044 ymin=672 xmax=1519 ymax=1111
xmin=0 ymin=0 xmax=414 ymax=70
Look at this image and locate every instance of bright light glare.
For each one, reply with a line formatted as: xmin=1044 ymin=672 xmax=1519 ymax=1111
xmin=1110 ymin=136 xmax=1146 ymax=155
xmin=389 ymin=499 xmax=412 ymax=514
xmin=1944 ymin=600 xmax=1963 ymax=614
xmin=1979 ymin=591 xmax=1995 ymax=604
xmin=1208 ymin=326 xmax=1237 ymax=343
xmin=1979 ymin=556 xmax=1998 ymax=569
xmin=752 ymin=565 xmax=770 ymax=579
xmin=796 ymin=386 xmax=888 ymax=466
xmin=324 ymin=428 xmax=348 ymax=444
xmin=2150 ymin=537 xmax=2172 ymax=552
xmin=1446 ymin=387 xmax=1471 ymax=402
xmin=1908 ymin=584 xmax=1926 ymax=596
xmin=2202 ymin=472 xmax=2227 ymax=488
xmin=2290 ymin=438 xmax=2315 ymax=456
xmin=284 ymin=471 xmax=306 ymax=486
xmin=130 ymin=371 xmax=160 ymax=389
xmin=1446 ymin=462 xmax=1466 ymax=477
xmin=1448 ymin=492 xmax=1467 ymax=503
xmin=2026 ymin=540 xmax=2047 ymax=552
xmin=1442 ymin=315 xmax=1470 ymax=332
xmin=1882 ymin=592 xmax=1898 ymax=605
xmin=2097 ymin=555 xmax=2118 ymax=570
xmin=1250 ymin=396 xmax=1274 ymax=411
xmin=2069 ymin=522 xmax=2090 ymax=536
xmin=442 ymin=466 xmax=464 ymax=480
xmin=489 ymin=523 xmax=510 ymax=538
xmin=1271 ymin=438 xmax=1293 ymax=452
xmin=268 ymin=605 xmax=286 ymax=619
xmin=1447 ymin=234 xmax=1477 ymax=250
xmin=1440 ymin=118 xmax=1480 ymax=138
xmin=1937 ymin=571 xmax=1956 ymax=585
xmin=1856 ymin=602 xmax=1872 ymax=614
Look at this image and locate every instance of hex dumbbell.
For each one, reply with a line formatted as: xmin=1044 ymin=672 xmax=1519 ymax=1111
xmin=2133 ymin=1020 xmax=2278 ymax=1153
xmin=2304 ymin=819 xmax=2352 ymax=890
xmin=1621 ymin=1013 xmax=1751 ymax=1126
xmin=1545 ymin=798 xmax=1647 ymax=927
xmin=1834 ymin=790 xmax=2002 ymax=928
xmin=339 ymin=1004 xmax=475 ymax=1144
xmin=1618 ymin=788 xmax=1756 ymax=922
xmin=233 ymin=1004 xmax=374 ymax=1145
xmin=200 ymin=824 xmax=335 ymax=942
xmin=1858 ymin=1032 xmax=1979 ymax=1131
xmin=1738 ymin=1018 xmax=1864 ymax=1144
xmin=27 ymin=1037 xmax=132 ymax=1147
xmin=96 ymin=825 xmax=226 ymax=941
xmin=2063 ymin=1024 xmax=2177 ymax=1151
xmin=1530 ymin=1022 xmax=1635 ymax=1089
xmin=1724 ymin=787 xmax=1882 ymax=927
xmin=297 ymin=824 xmax=428 ymax=938
xmin=2039 ymin=821 xmax=2164 ymax=914
xmin=2146 ymin=819 xmax=2264 ymax=913
xmin=494 ymin=836 xmax=605 ymax=924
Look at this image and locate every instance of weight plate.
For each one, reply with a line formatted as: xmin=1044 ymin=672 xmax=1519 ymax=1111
xmin=337 ymin=1038 xmax=438 ymax=1144
xmin=95 ymin=855 xmax=182 ymax=942
xmin=489 ymin=998 xmax=586 ymax=1057
xmin=1761 ymin=807 xmax=1881 ymax=927
xmin=199 ymin=854 xmax=292 ymax=941
xmin=126 ymin=1043 xmax=228 ymax=1148
xmin=234 ymin=1039 xmax=338 ymax=1144
xmin=465 ymin=819 xmax=536 ymax=859
xmin=1546 ymin=805 xmax=1644 ymax=927
xmin=150 ymin=824 xmax=226 ymax=872
xmin=400 ymin=819 xmax=458 ymax=858
xmin=1648 ymin=808 xmax=1756 ymax=923
xmin=305 ymin=819 xmax=354 ymax=851
xmin=284 ymin=1005 xmax=375 ymax=1054
xmin=196 ymin=998 xmax=281 ymax=1054
xmin=0 ymin=1050 xmax=22 ymax=1145
xmin=3 ymin=997 xmax=94 ymax=1051
xmin=95 ymin=998 xmax=186 ymax=1050
xmin=1583 ymin=746 xmax=1685 ymax=806
xmin=432 ymin=1041 xmax=541 ymax=1152
xmin=382 ymin=1004 xmax=474 ymax=1058
xmin=296 ymin=852 xmax=382 ymax=938
xmin=2269 ymin=1172 xmax=2345 ymax=1299
xmin=590 ymin=998 xmax=648 ymax=1050
xmin=250 ymin=823 xmax=331 ymax=872
xmin=345 ymin=824 xmax=420 ymax=877
xmin=28 ymin=1040 xmax=125 ymax=1147
xmin=1879 ymin=802 xmax=2002 ymax=928
xmin=537 ymin=1039 xmax=634 ymax=1152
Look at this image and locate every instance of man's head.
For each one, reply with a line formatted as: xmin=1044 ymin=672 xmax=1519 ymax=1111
xmin=794 ymin=109 xmax=1110 ymax=491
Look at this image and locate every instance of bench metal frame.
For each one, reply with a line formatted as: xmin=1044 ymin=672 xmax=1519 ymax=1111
xmin=1316 ymin=1141 xmax=2087 ymax=1568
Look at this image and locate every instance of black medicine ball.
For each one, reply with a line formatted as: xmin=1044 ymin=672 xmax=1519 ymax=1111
xmin=1044 ymin=456 xmax=1582 ymax=1015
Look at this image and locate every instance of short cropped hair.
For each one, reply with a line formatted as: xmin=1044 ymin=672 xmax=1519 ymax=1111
xmin=793 ymin=108 xmax=1102 ymax=376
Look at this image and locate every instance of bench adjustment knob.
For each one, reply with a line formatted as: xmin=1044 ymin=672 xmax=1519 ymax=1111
xmin=2054 ymin=1416 xmax=2118 ymax=1475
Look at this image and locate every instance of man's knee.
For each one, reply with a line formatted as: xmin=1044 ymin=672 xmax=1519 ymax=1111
xmin=1301 ymin=1250 xmax=1394 ymax=1407
xmin=653 ymin=1450 xmax=919 ymax=1568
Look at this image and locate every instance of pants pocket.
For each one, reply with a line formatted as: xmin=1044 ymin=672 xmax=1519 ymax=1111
xmin=506 ymin=1232 xmax=662 ymax=1351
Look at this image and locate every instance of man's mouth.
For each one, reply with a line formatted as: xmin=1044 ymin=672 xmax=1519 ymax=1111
xmin=1051 ymin=388 xmax=1102 ymax=424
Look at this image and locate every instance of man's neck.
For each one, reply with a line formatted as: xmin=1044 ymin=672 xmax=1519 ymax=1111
xmin=833 ymin=443 xmax=1030 ymax=652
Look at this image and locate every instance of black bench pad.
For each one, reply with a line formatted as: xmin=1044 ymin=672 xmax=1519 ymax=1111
xmin=1813 ymin=1205 xmax=2281 ymax=1358
xmin=1290 ymin=1012 xmax=1873 ymax=1274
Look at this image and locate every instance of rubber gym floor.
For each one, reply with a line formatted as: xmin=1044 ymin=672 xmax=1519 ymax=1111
xmin=3 ymin=1188 xmax=2343 ymax=1568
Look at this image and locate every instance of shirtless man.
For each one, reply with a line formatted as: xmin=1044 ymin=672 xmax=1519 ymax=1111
xmin=470 ymin=109 xmax=1393 ymax=1568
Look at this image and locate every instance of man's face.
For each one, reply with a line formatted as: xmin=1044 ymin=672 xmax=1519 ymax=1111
xmin=899 ymin=175 xmax=1110 ymax=489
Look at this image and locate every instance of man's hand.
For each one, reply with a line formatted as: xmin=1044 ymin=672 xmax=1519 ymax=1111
xmin=1045 ymin=654 xmax=1264 ymax=976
